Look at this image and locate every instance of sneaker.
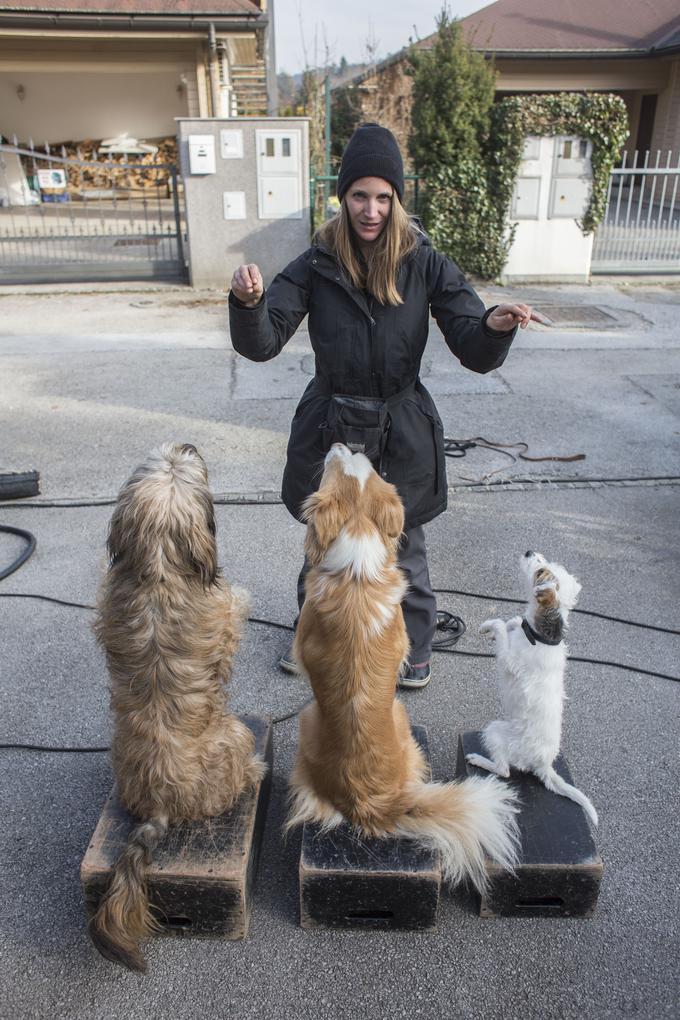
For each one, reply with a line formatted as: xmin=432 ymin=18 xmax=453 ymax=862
xmin=279 ymin=643 xmax=300 ymax=675
xmin=398 ymin=662 xmax=432 ymax=690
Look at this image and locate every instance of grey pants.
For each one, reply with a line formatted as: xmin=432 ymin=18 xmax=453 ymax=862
xmin=296 ymin=524 xmax=437 ymax=664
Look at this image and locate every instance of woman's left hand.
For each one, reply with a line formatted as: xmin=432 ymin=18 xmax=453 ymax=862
xmin=487 ymin=303 xmax=552 ymax=332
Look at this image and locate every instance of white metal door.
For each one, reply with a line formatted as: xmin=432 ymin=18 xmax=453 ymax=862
xmin=255 ymin=129 xmax=302 ymax=219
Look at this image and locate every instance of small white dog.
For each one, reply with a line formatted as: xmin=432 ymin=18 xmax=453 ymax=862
xmin=467 ymin=551 xmax=598 ymax=826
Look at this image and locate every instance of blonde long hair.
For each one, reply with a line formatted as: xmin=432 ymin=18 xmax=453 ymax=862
xmin=314 ymin=192 xmax=419 ymax=306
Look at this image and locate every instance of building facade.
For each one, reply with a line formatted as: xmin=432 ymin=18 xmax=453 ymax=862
xmin=0 ymin=0 xmax=277 ymax=144
xmin=335 ymin=0 xmax=680 ymax=166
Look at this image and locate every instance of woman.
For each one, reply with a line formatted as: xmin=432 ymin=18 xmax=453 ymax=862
xmin=229 ymin=123 xmax=538 ymax=689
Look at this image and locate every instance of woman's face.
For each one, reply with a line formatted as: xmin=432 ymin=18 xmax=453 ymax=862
xmin=344 ymin=177 xmax=393 ymax=247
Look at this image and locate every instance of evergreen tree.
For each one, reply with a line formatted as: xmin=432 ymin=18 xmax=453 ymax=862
xmin=408 ymin=11 xmax=496 ymax=173
xmin=407 ymin=9 xmax=511 ymax=277
xmin=330 ymin=87 xmax=362 ymax=168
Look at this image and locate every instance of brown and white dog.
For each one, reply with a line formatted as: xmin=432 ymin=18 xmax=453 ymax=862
xmin=90 ymin=443 xmax=265 ymax=972
xmin=287 ymin=443 xmax=519 ymax=890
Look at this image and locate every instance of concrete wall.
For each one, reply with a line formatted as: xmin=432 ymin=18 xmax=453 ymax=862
xmin=178 ymin=116 xmax=310 ymax=290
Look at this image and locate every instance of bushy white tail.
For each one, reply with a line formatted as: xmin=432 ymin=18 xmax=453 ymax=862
xmin=394 ymin=776 xmax=520 ymax=891
xmin=539 ymin=767 xmax=598 ymax=827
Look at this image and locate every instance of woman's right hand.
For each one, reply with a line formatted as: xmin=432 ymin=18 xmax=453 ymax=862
xmin=230 ymin=264 xmax=264 ymax=306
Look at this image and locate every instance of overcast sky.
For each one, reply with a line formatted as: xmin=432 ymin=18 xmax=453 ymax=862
xmin=272 ymin=0 xmax=491 ymax=74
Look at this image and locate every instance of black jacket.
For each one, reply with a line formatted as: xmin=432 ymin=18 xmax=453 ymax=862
xmin=228 ymin=232 xmax=516 ymax=529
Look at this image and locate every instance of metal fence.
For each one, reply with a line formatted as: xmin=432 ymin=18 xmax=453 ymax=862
xmin=591 ymin=150 xmax=680 ymax=273
xmin=0 ymin=140 xmax=187 ymax=284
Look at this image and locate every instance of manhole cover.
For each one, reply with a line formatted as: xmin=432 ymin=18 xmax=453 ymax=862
xmin=537 ymin=304 xmax=620 ymax=328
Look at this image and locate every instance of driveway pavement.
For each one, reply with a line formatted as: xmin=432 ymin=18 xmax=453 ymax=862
xmin=0 ymin=278 xmax=678 ymax=1019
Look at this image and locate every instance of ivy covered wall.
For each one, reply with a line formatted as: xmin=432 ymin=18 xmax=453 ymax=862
xmin=423 ymin=92 xmax=629 ymax=279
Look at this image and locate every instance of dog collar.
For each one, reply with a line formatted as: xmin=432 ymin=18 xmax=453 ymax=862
xmin=521 ymin=618 xmax=563 ymax=646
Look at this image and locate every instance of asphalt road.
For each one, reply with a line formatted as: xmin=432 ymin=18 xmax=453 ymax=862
xmin=0 ymin=278 xmax=678 ymax=1019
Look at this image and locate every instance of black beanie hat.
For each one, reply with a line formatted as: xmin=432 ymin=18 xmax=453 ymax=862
xmin=337 ymin=123 xmax=405 ymax=202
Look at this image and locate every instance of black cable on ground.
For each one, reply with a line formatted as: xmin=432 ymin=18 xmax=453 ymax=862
xmin=435 ymin=647 xmax=680 ymax=683
xmin=0 ymin=525 xmax=36 ymax=580
xmin=0 ymin=496 xmax=284 ymax=509
xmin=3 ymin=474 xmax=680 ymax=511
xmin=0 ymin=743 xmax=110 ymax=753
xmin=248 ymin=617 xmax=294 ymax=633
xmin=433 ymin=587 xmax=680 ymax=636
xmin=432 ymin=610 xmax=466 ymax=649
xmin=0 ymin=592 xmax=95 ymax=610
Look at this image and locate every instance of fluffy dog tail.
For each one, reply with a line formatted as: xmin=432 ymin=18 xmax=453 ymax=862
xmin=538 ymin=767 xmax=598 ymax=827
xmin=89 ymin=815 xmax=168 ymax=973
xmin=394 ymin=776 xmax=520 ymax=892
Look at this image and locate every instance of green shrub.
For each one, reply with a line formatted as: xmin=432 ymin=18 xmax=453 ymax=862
xmin=423 ymin=159 xmax=515 ymax=280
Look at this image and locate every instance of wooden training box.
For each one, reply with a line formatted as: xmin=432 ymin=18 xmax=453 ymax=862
xmin=299 ymin=725 xmax=441 ymax=931
xmin=81 ymin=715 xmax=272 ymax=940
xmin=457 ymin=731 xmax=602 ymax=918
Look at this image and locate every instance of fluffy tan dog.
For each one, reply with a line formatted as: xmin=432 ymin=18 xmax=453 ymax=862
xmin=90 ymin=443 xmax=264 ymax=972
xmin=288 ymin=443 xmax=519 ymax=891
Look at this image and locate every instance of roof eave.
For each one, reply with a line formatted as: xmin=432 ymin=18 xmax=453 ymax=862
xmin=478 ymin=47 xmax=656 ymax=59
xmin=332 ymin=40 xmax=678 ymax=90
xmin=0 ymin=9 xmax=265 ymax=30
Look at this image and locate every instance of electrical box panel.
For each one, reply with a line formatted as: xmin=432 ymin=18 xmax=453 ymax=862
xmin=554 ymin=136 xmax=592 ymax=177
xmin=522 ymin=136 xmax=541 ymax=162
xmin=188 ymin=134 xmax=216 ymax=175
xmin=549 ymin=177 xmax=591 ymax=218
xmin=220 ymin=130 xmax=244 ymax=160
xmin=256 ymin=129 xmax=303 ymax=219
xmin=511 ymin=176 xmax=541 ymax=219
xmin=223 ymin=191 xmax=246 ymax=220
xmin=256 ymin=130 xmax=300 ymax=174
xmin=258 ymin=177 xmax=302 ymax=220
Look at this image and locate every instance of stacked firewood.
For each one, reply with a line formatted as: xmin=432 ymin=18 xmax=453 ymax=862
xmin=20 ymin=137 xmax=179 ymax=196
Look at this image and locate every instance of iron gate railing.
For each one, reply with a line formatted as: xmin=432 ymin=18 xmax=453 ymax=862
xmin=0 ymin=141 xmax=187 ymax=284
xmin=592 ymin=150 xmax=680 ymax=273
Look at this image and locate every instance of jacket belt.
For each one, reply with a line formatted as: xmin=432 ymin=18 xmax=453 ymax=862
xmin=314 ymin=376 xmax=419 ymax=407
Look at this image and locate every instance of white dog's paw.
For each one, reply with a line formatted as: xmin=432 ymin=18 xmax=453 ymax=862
xmin=480 ymin=618 xmax=503 ymax=638
xmin=507 ymin=616 xmax=522 ymax=630
xmin=534 ymin=579 xmax=557 ymax=598
xmin=466 ymin=752 xmax=510 ymax=778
